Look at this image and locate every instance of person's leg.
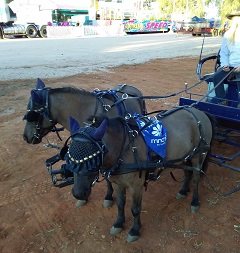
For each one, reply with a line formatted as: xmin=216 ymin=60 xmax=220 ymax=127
xmin=213 ymin=68 xmax=229 ymax=103
xmin=236 ymin=72 xmax=240 ymax=108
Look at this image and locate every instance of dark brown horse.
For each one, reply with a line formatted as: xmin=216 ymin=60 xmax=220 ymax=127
xmin=66 ymin=106 xmax=212 ymax=242
xmin=23 ymin=78 xmax=146 ymax=207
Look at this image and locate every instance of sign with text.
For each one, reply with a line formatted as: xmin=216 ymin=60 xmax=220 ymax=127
xmin=123 ymin=20 xmax=171 ymax=33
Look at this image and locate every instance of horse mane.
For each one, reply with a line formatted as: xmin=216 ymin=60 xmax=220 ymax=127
xmin=50 ymin=86 xmax=96 ymax=98
xmin=88 ymin=114 xmax=125 ymax=131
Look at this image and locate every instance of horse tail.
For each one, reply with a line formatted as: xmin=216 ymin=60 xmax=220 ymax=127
xmin=201 ymin=143 xmax=212 ymax=175
xmin=205 ymin=112 xmax=218 ymax=140
xmin=201 ymin=112 xmax=215 ymax=175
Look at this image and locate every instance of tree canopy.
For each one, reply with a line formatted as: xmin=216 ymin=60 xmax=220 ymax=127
xmin=218 ymin=0 xmax=240 ymax=22
xmin=153 ymin=0 xmax=240 ymax=21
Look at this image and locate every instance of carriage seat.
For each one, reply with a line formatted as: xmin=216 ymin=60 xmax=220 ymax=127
xmin=196 ymin=52 xmax=239 ymax=107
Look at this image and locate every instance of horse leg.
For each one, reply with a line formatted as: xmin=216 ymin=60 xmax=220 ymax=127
xmin=176 ymin=168 xmax=193 ymax=199
xmin=109 ymin=184 xmax=126 ymax=235
xmin=190 ymin=150 xmax=209 ymax=213
xmin=126 ymin=187 xmax=143 ymax=242
xmin=103 ymin=180 xmax=114 ymax=208
xmin=190 ymin=171 xmax=201 ymax=213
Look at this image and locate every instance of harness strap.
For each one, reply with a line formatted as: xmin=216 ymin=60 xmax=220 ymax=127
xmin=100 ymin=93 xmax=127 ymax=116
xmin=94 ymin=85 xmax=134 ymax=117
xmin=164 ymin=106 xmax=209 ymax=165
xmin=102 ymin=106 xmax=210 ymax=178
xmin=45 ymin=89 xmax=55 ymax=123
xmin=132 ymin=147 xmax=142 ymax=178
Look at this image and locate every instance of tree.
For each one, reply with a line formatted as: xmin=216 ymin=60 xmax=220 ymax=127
xmin=219 ymin=0 xmax=240 ymax=22
xmin=155 ymin=0 xmax=206 ymax=19
xmin=206 ymin=0 xmax=240 ymax=22
xmin=155 ymin=0 xmax=239 ymax=20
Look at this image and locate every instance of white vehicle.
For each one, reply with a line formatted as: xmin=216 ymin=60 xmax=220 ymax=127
xmin=0 ymin=0 xmax=47 ymax=39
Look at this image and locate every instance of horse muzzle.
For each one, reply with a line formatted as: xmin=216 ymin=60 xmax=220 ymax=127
xmin=71 ymin=185 xmax=92 ymax=201
xmin=23 ymin=134 xmax=42 ymax=144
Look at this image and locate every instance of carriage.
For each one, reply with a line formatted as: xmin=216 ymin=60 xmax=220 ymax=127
xmin=179 ymin=52 xmax=240 ymax=173
xmin=23 ymin=51 xmax=240 ymax=242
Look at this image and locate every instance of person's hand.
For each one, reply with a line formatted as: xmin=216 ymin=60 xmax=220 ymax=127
xmin=222 ymin=65 xmax=230 ymax=71
xmin=233 ymin=66 xmax=240 ymax=73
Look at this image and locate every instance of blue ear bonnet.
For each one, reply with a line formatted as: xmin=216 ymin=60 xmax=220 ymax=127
xmin=27 ymin=89 xmax=46 ymax=112
xmin=24 ymin=88 xmax=51 ymax=122
xmin=65 ymin=126 xmax=107 ymax=175
xmin=26 ymin=78 xmax=47 ymax=112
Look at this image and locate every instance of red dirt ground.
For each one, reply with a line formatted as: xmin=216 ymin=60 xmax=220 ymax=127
xmin=0 ymin=57 xmax=239 ymax=253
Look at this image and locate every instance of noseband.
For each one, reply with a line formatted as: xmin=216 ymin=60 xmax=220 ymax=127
xmin=23 ymin=111 xmax=45 ymax=141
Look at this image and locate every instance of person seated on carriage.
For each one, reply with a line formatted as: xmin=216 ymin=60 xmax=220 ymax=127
xmin=213 ymin=10 xmax=240 ymax=108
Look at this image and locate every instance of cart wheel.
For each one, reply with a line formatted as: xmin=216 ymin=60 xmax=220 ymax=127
xmin=0 ymin=27 xmax=3 ymax=39
xmin=218 ymin=30 xmax=223 ymax=37
xmin=39 ymin=25 xmax=47 ymax=38
xmin=212 ymin=29 xmax=218 ymax=37
xmin=26 ymin=25 xmax=38 ymax=38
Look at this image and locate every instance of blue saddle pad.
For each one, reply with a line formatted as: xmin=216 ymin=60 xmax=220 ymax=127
xmin=135 ymin=116 xmax=167 ymax=158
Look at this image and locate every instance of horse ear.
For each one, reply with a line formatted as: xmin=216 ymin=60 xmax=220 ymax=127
xmin=31 ymin=90 xmax=43 ymax=104
xmin=90 ymin=119 xmax=107 ymax=140
xmin=69 ymin=116 xmax=80 ymax=134
xmin=36 ymin=78 xmax=45 ymax=90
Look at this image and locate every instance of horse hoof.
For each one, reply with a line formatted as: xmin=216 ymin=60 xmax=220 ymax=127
xmin=191 ymin=205 xmax=199 ymax=213
xmin=126 ymin=234 xmax=139 ymax=242
xmin=75 ymin=200 xmax=87 ymax=207
xmin=103 ymin=200 xmax=113 ymax=208
xmin=110 ymin=227 xmax=123 ymax=235
xmin=176 ymin=193 xmax=187 ymax=199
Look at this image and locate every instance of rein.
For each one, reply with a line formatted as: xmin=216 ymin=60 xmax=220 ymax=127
xmin=121 ymin=76 xmax=212 ymax=101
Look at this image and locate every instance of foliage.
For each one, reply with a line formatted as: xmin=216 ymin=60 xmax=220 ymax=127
xmin=154 ymin=0 xmax=207 ymax=18
xmin=219 ymin=0 xmax=240 ymax=22
xmin=205 ymin=0 xmax=240 ymax=23
xmin=154 ymin=0 xmax=240 ymax=21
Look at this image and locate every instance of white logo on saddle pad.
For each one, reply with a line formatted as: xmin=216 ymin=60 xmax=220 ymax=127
xmin=135 ymin=116 xmax=167 ymax=158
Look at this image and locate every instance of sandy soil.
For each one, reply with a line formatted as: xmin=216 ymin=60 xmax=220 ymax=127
xmin=0 ymin=57 xmax=239 ymax=253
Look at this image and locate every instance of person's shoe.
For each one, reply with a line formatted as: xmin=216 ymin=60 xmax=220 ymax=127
xmin=213 ymin=133 xmax=227 ymax=142
xmin=218 ymin=100 xmax=227 ymax=106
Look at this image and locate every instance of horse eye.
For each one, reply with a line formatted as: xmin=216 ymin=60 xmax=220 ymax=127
xmin=26 ymin=111 xmax=40 ymax=122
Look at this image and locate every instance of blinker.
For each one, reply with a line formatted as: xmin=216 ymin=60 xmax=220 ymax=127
xmin=25 ymin=111 xmax=41 ymax=122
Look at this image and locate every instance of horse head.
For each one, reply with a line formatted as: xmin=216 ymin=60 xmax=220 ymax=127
xmin=23 ymin=78 xmax=56 ymax=144
xmin=66 ymin=116 xmax=107 ymax=205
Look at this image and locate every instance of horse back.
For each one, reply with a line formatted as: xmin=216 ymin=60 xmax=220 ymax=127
xmin=160 ymin=107 xmax=212 ymax=160
xmin=112 ymin=84 xmax=146 ymax=115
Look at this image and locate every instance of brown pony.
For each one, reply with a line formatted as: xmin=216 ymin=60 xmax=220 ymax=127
xmin=23 ymin=78 xmax=146 ymax=207
xmin=66 ymin=106 xmax=212 ymax=242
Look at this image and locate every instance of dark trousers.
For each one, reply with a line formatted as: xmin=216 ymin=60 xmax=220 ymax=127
xmin=213 ymin=67 xmax=240 ymax=103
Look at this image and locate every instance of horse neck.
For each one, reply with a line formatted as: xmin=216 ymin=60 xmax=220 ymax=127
xmin=103 ymin=119 xmax=146 ymax=168
xmin=49 ymin=89 xmax=97 ymax=131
